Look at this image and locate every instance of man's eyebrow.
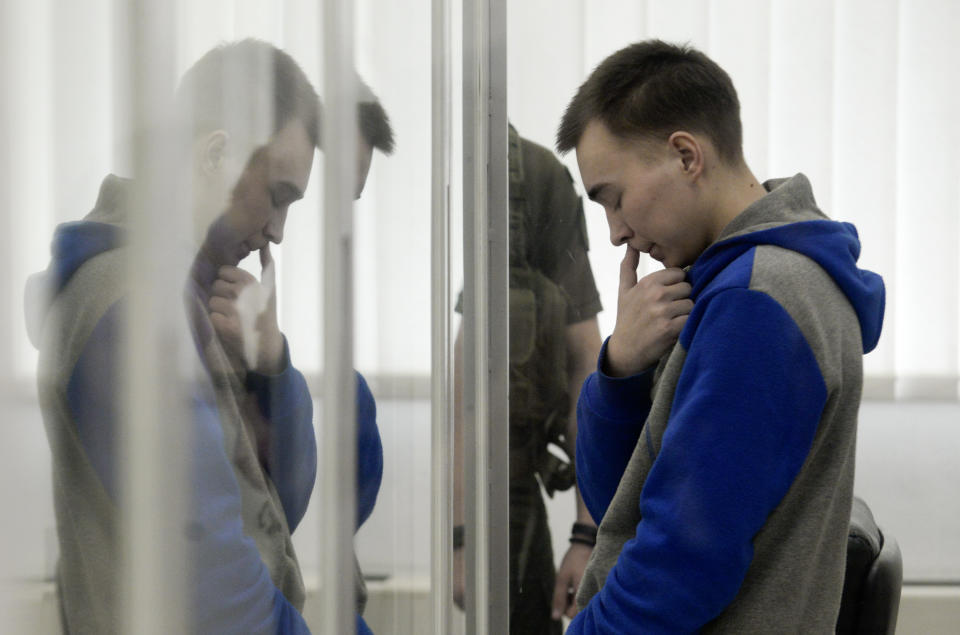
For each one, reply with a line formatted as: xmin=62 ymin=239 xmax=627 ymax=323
xmin=587 ymin=183 xmax=609 ymax=202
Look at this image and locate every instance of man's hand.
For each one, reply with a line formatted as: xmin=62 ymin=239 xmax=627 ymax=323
xmin=551 ymin=542 xmax=592 ymax=620
xmin=605 ymin=246 xmax=693 ymax=377
xmin=208 ymin=245 xmax=285 ymax=376
xmin=453 ymin=548 xmax=466 ymax=611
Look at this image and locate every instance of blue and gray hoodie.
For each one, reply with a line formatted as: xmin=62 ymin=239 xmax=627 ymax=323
xmin=25 ymin=175 xmax=383 ymax=635
xmin=568 ymin=174 xmax=885 ymax=634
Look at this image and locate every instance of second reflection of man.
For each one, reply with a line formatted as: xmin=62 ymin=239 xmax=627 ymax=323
xmin=26 ymin=39 xmax=395 ymax=635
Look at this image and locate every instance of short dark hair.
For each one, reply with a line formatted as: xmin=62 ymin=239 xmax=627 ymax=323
xmin=315 ymin=76 xmax=396 ymax=155
xmin=175 ymin=39 xmax=320 ymax=147
xmin=556 ymin=40 xmax=743 ymax=163
xmin=358 ymin=101 xmax=395 ymax=155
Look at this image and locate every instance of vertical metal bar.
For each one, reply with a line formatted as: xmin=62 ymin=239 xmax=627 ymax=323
xmin=320 ymin=0 xmax=357 ymax=633
xmin=485 ymin=0 xmax=509 ymax=630
xmin=120 ymin=0 xmax=190 ymax=632
xmin=430 ymin=0 xmax=453 ymax=631
xmin=461 ymin=1 xmax=483 ymax=626
xmin=0 ymin=0 xmax=11 ymax=404
xmin=0 ymin=12 xmax=20 ymax=635
xmin=462 ymin=0 xmax=508 ymax=631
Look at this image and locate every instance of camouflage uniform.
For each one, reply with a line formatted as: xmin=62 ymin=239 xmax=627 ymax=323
xmin=462 ymin=125 xmax=602 ymax=634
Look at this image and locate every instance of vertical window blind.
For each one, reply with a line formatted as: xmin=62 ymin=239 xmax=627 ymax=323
xmin=508 ymin=0 xmax=960 ymax=401
xmin=7 ymin=0 xmax=959 ymax=401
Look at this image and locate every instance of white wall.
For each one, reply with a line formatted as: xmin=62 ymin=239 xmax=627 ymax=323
xmin=507 ymin=0 xmax=960 ymax=397
xmin=5 ymin=396 xmax=955 ymax=586
xmin=3 ymin=394 xmax=958 ymax=635
xmin=345 ymin=398 xmax=960 ymax=583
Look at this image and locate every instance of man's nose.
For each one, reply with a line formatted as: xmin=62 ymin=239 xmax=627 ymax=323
xmin=606 ymin=209 xmax=631 ymax=246
xmin=265 ymin=208 xmax=287 ymax=243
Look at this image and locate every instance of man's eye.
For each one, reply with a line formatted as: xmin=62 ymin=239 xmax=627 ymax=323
xmin=270 ymin=190 xmax=289 ymax=208
xmin=614 ymin=196 xmax=622 ymax=211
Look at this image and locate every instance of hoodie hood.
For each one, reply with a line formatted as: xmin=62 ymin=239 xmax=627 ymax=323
xmin=687 ymin=173 xmax=885 ymax=353
xmin=24 ymin=176 xmax=127 ymax=348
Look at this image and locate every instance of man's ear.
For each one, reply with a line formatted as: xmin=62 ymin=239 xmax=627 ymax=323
xmin=200 ymin=130 xmax=229 ymax=175
xmin=667 ymin=131 xmax=703 ymax=179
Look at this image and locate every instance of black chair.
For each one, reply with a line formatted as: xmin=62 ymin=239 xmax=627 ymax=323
xmin=836 ymin=497 xmax=903 ymax=634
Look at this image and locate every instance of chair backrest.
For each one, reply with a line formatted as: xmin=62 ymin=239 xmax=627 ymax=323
xmin=836 ymin=497 xmax=903 ymax=635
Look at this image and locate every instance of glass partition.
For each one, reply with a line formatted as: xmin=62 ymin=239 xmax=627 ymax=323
xmin=1 ymin=0 xmax=513 ymax=633
xmin=0 ymin=0 xmax=462 ymax=632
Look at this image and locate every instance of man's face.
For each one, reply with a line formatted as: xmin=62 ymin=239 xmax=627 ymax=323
xmin=576 ymin=119 xmax=711 ymax=269
xmin=204 ymin=118 xmax=314 ymax=266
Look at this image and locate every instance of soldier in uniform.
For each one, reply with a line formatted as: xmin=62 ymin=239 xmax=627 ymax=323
xmin=453 ymin=125 xmax=603 ymax=633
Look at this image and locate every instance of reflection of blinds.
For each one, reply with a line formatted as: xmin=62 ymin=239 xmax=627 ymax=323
xmin=5 ymin=0 xmax=435 ymax=385
xmin=7 ymin=1 xmax=960 ymax=398
xmin=508 ymin=0 xmax=960 ymax=401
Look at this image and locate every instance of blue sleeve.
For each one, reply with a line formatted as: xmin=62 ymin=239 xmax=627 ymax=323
xmin=568 ymin=289 xmax=828 ymax=634
xmin=575 ymin=337 xmax=654 ymax=524
xmin=355 ymin=372 xmax=383 ymax=529
xmin=246 ymin=337 xmax=317 ymax=532
xmin=66 ymin=302 xmax=312 ymax=634
xmin=356 ymin=614 xmax=374 ymax=635
xmin=66 ymin=301 xmax=124 ymax=499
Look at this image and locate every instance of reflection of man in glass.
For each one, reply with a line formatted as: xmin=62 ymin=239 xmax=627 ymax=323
xmin=25 ymin=40 xmax=393 ymax=634
xmin=453 ymin=124 xmax=603 ymax=633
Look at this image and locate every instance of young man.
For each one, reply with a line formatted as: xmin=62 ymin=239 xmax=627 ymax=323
xmin=555 ymin=40 xmax=885 ymax=632
xmin=26 ymin=40 xmax=393 ymax=634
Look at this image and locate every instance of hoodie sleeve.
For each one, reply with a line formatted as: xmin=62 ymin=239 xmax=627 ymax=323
xmin=355 ymin=372 xmax=383 ymax=529
xmin=189 ymin=393 xmax=316 ymax=634
xmin=575 ymin=337 xmax=653 ymax=524
xmin=246 ymin=357 xmax=381 ymax=531
xmin=568 ymin=288 xmax=827 ymax=634
xmin=246 ymin=338 xmax=317 ymax=533
xmin=357 ymin=614 xmax=375 ymax=635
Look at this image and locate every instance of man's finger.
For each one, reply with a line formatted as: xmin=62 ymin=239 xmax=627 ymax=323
xmin=660 ymin=280 xmax=693 ymax=301
xmin=665 ymin=298 xmax=695 ymax=318
xmin=209 ymin=296 xmax=236 ymax=317
xmin=218 ymin=266 xmax=256 ymax=284
xmin=619 ymin=246 xmax=640 ymax=294
xmin=209 ymin=312 xmax=240 ymax=340
xmin=210 ymin=279 xmax=237 ymax=299
xmin=551 ymin=576 xmax=569 ymax=621
xmin=643 ymin=266 xmax=687 ymax=286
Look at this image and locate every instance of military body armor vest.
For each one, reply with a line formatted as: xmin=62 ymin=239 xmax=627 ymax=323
xmin=508 ymin=125 xmax=575 ymax=497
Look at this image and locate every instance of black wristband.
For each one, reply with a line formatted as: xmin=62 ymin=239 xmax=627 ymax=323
xmin=572 ymin=522 xmax=598 ymax=539
xmin=569 ymin=535 xmax=595 ymax=548
xmin=453 ymin=525 xmax=465 ymax=550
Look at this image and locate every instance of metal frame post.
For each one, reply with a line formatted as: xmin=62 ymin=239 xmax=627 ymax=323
xmin=431 ymin=0 xmax=454 ymax=631
xmin=462 ymin=0 xmax=508 ymax=631
xmin=319 ymin=0 xmax=358 ymax=633
xmin=120 ymin=0 xmax=191 ymax=632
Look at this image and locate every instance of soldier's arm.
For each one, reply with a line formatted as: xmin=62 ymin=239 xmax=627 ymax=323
xmin=551 ymin=316 xmax=603 ymax=619
xmin=452 ymin=324 xmax=466 ymax=609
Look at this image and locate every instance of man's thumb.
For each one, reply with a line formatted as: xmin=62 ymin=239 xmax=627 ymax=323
xmin=260 ymin=244 xmax=276 ymax=295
